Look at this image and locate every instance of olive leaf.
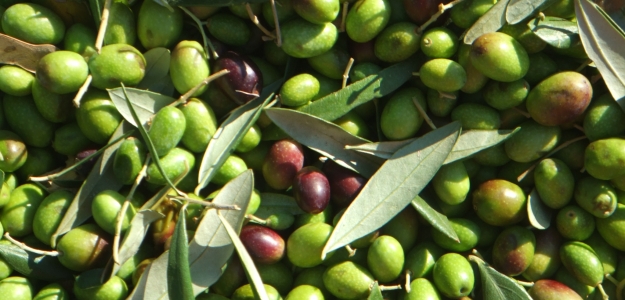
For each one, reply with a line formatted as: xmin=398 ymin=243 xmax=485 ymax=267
xmin=195 ymin=95 xmax=271 ymax=195
xmin=465 ymin=0 xmax=510 ymax=44
xmin=50 ymin=121 xmax=132 ymax=247
xmin=346 ymin=129 xmax=518 ymax=164
xmin=367 ymin=282 xmax=383 ymax=300
xmin=158 ymin=0 xmax=267 ymax=7
xmin=528 ymin=16 xmax=579 ymax=49
xmin=89 ymin=0 xmax=103 ymax=27
xmin=322 ymin=122 xmax=462 ymax=257
xmin=527 ymin=189 xmax=552 ymax=230
xmin=264 ymin=108 xmax=384 ymax=178
xmin=218 ymin=213 xmax=268 ymax=300
xmin=608 ymin=6 xmax=625 ymax=33
xmin=469 ymin=255 xmax=533 ymax=300
xmin=0 ymin=33 xmax=56 ymax=73
xmin=412 ymin=195 xmax=459 ymax=242
xmin=296 ymin=57 xmax=420 ymax=121
xmin=130 ymin=170 xmax=253 ymax=299
xmin=576 ymin=0 xmax=625 ymax=111
xmin=506 ymin=0 xmax=556 ymax=25
xmin=109 ymin=87 xmax=175 ymax=127
xmin=168 ymin=207 xmax=194 ymax=300
xmin=137 ymin=47 xmax=172 ymax=92
xmin=0 ymin=244 xmax=74 ymax=282
xmin=258 ymin=193 xmax=305 ymax=215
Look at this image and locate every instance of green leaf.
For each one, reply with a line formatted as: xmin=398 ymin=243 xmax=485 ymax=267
xmin=295 ymin=57 xmax=419 ymax=121
xmin=264 ymin=108 xmax=384 ymax=178
xmin=322 ymin=122 xmax=461 ymax=257
xmin=576 ymin=0 xmax=625 ymax=111
xmin=411 ymin=195 xmax=459 ymax=242
xmin=50 ymin=121 xmax=132 ymax=247
xmin=195 ymin=95 xmax=270 ymax=195
xmin=218 ymin=213 xmax=268 ymax=300
xmin=367 ymin=282 xmax=383 ymax=300
xmin=109 ymin=87 xmax=175 ymax=127
xmin=0 ymin=244 xmax=74 ymax=282
xmin=346 ymin=129 xmax=518 ymax=163
xmin=258 ymin=193 xmax=305 ymax=215
xmin=160 ymin=0 xmax=267 ymax=7
xmin=470 ymin=255 xmax=533 ymax=300
xmin=110 ymin=210 xmax=164 ymax=278
xmin=465 ymin=0 xmax=510 ymax=44
xmin=137 ymin=47 xmax=172 ymax=93
xmin=121 ymin=85 xmax=180 ymax=193
xmin=506 ymin=0 xmax=555 ymax=24
xmin=129 ymin=170 xmax=254 ymax=298
xmin=527 ymin=16 xmax=579 ymax=49
xmin=527 ymin=189 xmax=552 ymax=230
xmin=89 ymin=0 xmax=102 ymax=27
xmin=168 ymin=207 xmax=194 ymax=300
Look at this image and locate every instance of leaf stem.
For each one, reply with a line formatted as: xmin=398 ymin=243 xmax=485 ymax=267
xmin=4 ymin=233 xmax=59 ymax=257
xmin=179 ymin=6 xmax=219 ymax=59
xmin=516 ymin=135 xmax=588 ymax=182
xmin=94 ymin=0 xmax=112 ymax=52
xmin=29 ymin=130 xmax=134 ymax=182
xmin=246 ymin=4 xmax=276 ymax=40
xmin=412 ymin=97 xmax=436 ymax=130
xmin=270 ymin=0 xmax=282 ymax=47
xmin=342 ymin=57 xmax=355 ymax=88
xmin=416 ymin=0 xmax=465 ymax=34
xmin=73 ymin=75 xmax=92 ymax=108
xmin=172 ymin=69 xmax=230 ymax=107
xmin=113 ymin=155 xmax=150 ymax=264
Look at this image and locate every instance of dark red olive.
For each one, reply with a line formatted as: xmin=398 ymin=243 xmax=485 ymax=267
xmin=213 ymin=51 xmax=263 ymax=105
xmin=348 ymin=39 xmax=381 ymax=64
xmin=293 ymin=166 xmax=331 ymax=214
xmin=403 ymin=0 xmax=451 ymax=26
xmin=322 ymin=160 xmax=366 ymax=208
xmin=239 ymin=225 xmax=285 ymax=264
xmin=262 ymin=139 xmax=305 ymax=190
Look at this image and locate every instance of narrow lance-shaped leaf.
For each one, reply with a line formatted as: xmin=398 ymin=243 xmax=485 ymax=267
xmin=465 ymin=0 xmax=510 ymax=44
xmin=137 ymin=48 xmax=172 ymax=92
xmin=50 ymin=121 xmax=132 ymax=247
xmin=528 ymin=17 xmax=579 ymax=49
xmin=296 ymin=57 xmax=419 ymax=121
xmin=506 ymin=0 xmax=556 ymax=25
xmin=0 ymin=244 xmax=74 ymax=282
xmin=258 ymin=193 xmax=305 ymax=215
xmin=367 ymin=282 xmax=383 ymax=300
xmin=576 ymin=0 xmax=625 ymax=111
xmin=109 ymin=87 xmax=175 ymax=127
xmin=322 ymin=122 xmax=461 ymax=257
xmin=168 ymin=207 xmax=194 ymax=300
xmin=129 ymin=170 xmax=254 ymax=299
xmin=218 ymin=213 xmax=268 ymax=300
xmin=527 ymin=189 xmax=552 ymax=230
xmin=195 ymin=95 xmax=270 ymax=195
xmin=469 ymin=255 xmax=533 ymax=300
xmin=265 ymin=108 xmax=384 ymax=178
xmin=121 ymin=85 xmax=181 ymax=193
xmin=412 ymin=195 xmax=459 ymax=242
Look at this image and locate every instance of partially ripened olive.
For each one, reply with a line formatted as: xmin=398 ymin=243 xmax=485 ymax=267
xmin=213 ymin=51 xmax=263 ymax=105
xmin=239 ymin=225 xmax=285 ymax=264
xmin=263 ymin=139 xmax=305 ymax=190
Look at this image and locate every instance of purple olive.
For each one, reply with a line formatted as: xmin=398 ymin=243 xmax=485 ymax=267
xmin=262 ymin=139 xmax=305 ymax=190
xmin=322 ymin=160 xmax=366 ymax=208
xmin=213 ymin=51 xmax=263 ymax=105
xmin=293 ymin=166 xmax=330 ymax=214
xmin=240 ymin=225 xmax=285 ymax=264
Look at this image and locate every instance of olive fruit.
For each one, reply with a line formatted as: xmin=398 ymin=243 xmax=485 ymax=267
xmin=57 ymin=223 xmax=111 ymax=272
xmin=293 ymin=166 xmax=330 ymax=214
xmin=263 ymin=139 xmax=305 ymax=190
xmin=240 ymin=225 xmax=285 ymax=264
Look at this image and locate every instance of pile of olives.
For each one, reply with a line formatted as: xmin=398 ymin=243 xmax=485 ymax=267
xmin=0 ymin=0 xmax=622 ymax=299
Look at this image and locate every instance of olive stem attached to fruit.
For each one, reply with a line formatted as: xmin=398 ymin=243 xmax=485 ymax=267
xmin=415 ymin=0 xmax=466 ymax=35
xmin=73 ymin=75 xmax=92 ymax=108
xmin=4 ymin=233 xmax=59 ymax=257
xmin=180 ymin=6 xmax=219 ymax=60
xmin=404 ymin=271 xmax=412 ymax=293
xmin=342 ymin=57 xmax=355 ymax=88
xmin=94 ymin=0 xmax=112 ymax=53
xmin=616 ymin=278 xmax=625 ymax=300
xmin=606 ymin=274 xmax=620 ymax=285
xmin=168 ymin=196 xmax=240 ymax=210
xmin=516 ymin=135 xmax=588 ymax=182
xmin=269 ymin=0 xmax=282 ymax=47
xmin=412 ymin=97 xmax=437 ymax=130
xmin=597 ymin=283 xmax=609 ymax=300
xmin=245 ymin=3 xmax=276 ymax=40
xmin=170 ymin=69 xmax=230 ymax=108
xmin=340 ymin=1 xmax=349 ymax=32
xmin=515 ymin=280 xmax=534 ymax=288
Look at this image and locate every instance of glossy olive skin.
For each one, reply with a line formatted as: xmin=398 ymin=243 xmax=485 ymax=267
xmin=492 ymin=226 xmax=536 ymax=276
xmin=239 ymin=225 xmax=285 ymax=264
xmin=472 ymin=179 xmax=526 ymax=226
xmin=213 ymin=51 xmax=263 ymax=105
xmin=263 ymin=139 xmax=305 ymax=190
xmin=57 ymin=223 xmax=112 ymax=272
xmin=322 ymin=155 xmax=366 ymax=208
xmin=528 ymin=279 xmax=583 ymax=300
xmin=293 ymin=166 xmax=331 ymax=214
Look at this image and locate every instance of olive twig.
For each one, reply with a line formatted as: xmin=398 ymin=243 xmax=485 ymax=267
xmin=171 ymin=69 xmax=230 ymax=107
xmin=4 ymin=233 xmax=59 ymax=257
xmin=576 ymin=59 xmax=593 ymax=73
xmin=246 ymin=4 xmax=276 ymax=40
xmin=597 ymin=283 xmax=609 ymax=300
xmin=169 ymin=196 xmax=240 ymax=210
xmin=470 ymin=249 xmax=484 ymax=260
xmin=94 ymin=0 xmax=113 ymax=53
xmin=516 ymin=135 xmax=587 ymax=182
xmin=113 ymin=155 xmax=150 ymax=264
xmin=378 ymin=284 xmax=402 ymax=291
xmin=342 ymin=57 xmax=355 ymax=88
xmin=247 ymin=214 xmax=268 ymax=225
xmin=438 ymin=91 xmax=457 ymax=99
xmin=340 ymin=1 xmax=349 ymax=32
xmin=270 ymin=0 xmax=282 ymax=47
xmin=415 ymin=0 xmax=466 ymax=35
xmin=606 ymin=274 xmax=620 ymax=286
xmin=404 ymin=270 xmax=412 ymax=293
xmin=73 ymin=75 xmax=92 ymax=108
xmin=412 ymin=97 xmax=437 ymax=130
xmin=345 ymin=245 xmax=357 ymax=257
xmin=574 ymin=124 xmax=585 ymax=133
xmin=515 ymin=280 xmax=534 ymax=288
xmin=179 ymin=6 xmax=219 ymax=60
xmin=616 ymin=278 xmax=625 ymax=300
